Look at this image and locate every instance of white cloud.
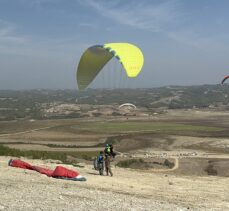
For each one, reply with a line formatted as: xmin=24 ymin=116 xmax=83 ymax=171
xmin=0 ymin=18 xmax=86 ymax=58
xmin=81 ymin=0 xmax=182 ymax=32
xmin=168 ymin=27 xmax=229 ymax=53
xmin=0 ymin=19 xmax=25 ymax=43
xmin=81 ymin=0 xmax=229 ymax=51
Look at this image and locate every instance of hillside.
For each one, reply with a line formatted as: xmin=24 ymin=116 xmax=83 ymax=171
xmin=1 ymin=85 xmax=229 ymax=120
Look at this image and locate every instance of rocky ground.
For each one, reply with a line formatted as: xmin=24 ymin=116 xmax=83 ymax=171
xmin=0 ymin=156 xmax=228 ymax=211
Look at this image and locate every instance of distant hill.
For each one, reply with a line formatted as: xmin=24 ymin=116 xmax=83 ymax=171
xmin=1 ymin=85 xmax=229 ymax=120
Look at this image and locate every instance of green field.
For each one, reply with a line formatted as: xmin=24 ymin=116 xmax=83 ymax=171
xmin=73 ymin=121 xmax=222 ymax=134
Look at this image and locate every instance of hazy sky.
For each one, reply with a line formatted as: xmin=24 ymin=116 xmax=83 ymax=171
xmin=0 ymin=0 xmax=229 ymax=89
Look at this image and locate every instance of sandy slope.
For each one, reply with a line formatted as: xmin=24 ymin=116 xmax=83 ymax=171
xmin=0 ymin=157 xmax=228 ymax=211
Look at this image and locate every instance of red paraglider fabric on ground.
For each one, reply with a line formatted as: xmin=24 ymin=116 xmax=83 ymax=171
xmin=52 ymin=166 xmax=79 ymax=178
xmin=8 ymin=159 xmax=79 ymax=179
xmin=9 ymin=159 xmax=33 ymax=170
xmin=32 ymin=166 xmax=53 ymax=177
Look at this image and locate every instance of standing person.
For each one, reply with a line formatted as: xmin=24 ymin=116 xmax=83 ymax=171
xmin=104 ymin=154 xmax=113 ymax=177
xmin=96 ymin=151 xmax=104 ymax=175
xmin=104 ymin=144 xmax=116 ymax=158
xmin=109 ymin=144 xmax=116 ymax=158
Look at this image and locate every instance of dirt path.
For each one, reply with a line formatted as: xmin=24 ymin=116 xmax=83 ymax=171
xmin=0 ymin=126 xmax=53 ymax=137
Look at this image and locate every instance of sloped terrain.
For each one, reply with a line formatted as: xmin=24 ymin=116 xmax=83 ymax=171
xmin=0 ymin=157 xmax=228 ymax=211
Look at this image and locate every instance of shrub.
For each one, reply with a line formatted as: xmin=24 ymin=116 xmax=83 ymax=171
xmin=164 ymin=159 xmax=175 ymax=168
xmin=205 ymin=164 xmax=218 ymax=176
xmin=116 ymin=159 xmax=145 ymax=168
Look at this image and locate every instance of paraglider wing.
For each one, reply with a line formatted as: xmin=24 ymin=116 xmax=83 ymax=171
xmin=77 ymin=45 xmax=113 ymax=90
xmin=119 ymin=103 xmax=137 ymax=109
xmin=221 ymin=75 xmax=229 ymax=84
xmin=77 ymin=43 xmax=144 ymax=90
xmin=9 ymin=159 xmax=86 ymax=181
xmin=103 ymin=43 xmax=144 ymax=77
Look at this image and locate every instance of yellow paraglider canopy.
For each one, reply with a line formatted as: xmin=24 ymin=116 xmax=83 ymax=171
xmin=76 ymin=43 xmax=144 ymax=90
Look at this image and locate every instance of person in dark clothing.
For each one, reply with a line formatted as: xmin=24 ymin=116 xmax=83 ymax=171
xmin=104 ymin=154 xmax=113 ymax=176
xmin=109 ymin=144 xmax=116 ymax=158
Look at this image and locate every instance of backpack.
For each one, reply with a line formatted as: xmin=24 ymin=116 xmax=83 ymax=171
xmin=105 ymin=146 xmax=111 ymax=155
xmin=97 ymin=155 xmax=103 ymax=163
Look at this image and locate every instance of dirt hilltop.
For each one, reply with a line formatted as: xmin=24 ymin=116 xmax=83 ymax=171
xmin=0 ymin=156 xmax=228 ymax=211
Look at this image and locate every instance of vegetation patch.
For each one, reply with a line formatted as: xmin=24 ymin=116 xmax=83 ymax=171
xmin=0 ymin=144 xmax=97 ymax=164
xmin=164 ymin=159 xmax=175 ymax=168
xmin=116 ymin=158 xmax=174 ymax=170
xmin=116 ymin=159 xmax=145 ymax=168
xmin=205 ymin=161 xmax=218 ymax=176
